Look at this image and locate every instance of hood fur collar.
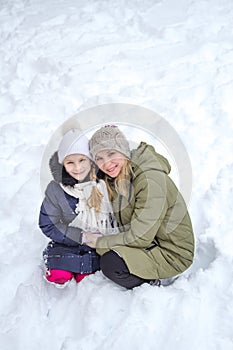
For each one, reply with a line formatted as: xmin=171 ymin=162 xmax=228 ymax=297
xmin=49 ymin=152 xmax=63 ymax=183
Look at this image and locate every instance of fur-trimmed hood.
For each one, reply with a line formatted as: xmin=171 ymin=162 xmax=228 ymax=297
xmin=49 ymin=152 xmax=63 ymax=183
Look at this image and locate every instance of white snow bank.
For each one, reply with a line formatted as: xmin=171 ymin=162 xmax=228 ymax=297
xmin=1 ymin=1 xmax=233 ymax=349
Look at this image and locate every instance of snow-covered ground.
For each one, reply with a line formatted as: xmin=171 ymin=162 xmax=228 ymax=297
xmin=1 ymin=0 xmax=233 ymax=349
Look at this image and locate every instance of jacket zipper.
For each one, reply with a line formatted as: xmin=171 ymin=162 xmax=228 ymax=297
xmin=118 ymin=194 xmax=124 ymax=231
xmin=118 ymin=180 xmax=133 ymax=232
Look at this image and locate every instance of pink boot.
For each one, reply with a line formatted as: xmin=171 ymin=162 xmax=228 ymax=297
xmin=46 ymin=269 xmax=74 ymax=284
xmin=75 ymin=272 xmax=94 ymax=283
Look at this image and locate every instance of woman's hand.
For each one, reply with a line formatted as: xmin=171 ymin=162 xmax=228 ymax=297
xmin=82 ymin=231 xmax=103 ymax=248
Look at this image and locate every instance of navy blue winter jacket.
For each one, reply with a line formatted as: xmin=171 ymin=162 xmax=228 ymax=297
xmin=39 ymin=180 xmax=83 ymax=246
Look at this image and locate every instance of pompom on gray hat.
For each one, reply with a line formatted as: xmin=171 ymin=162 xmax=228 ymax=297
xmin=58 ymin=129 xmax=92 ymax=164
xmin=89 ymin=125 xmax=131 ymax=160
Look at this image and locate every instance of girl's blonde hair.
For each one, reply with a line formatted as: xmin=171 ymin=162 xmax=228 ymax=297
xmin=87 ymin=162 xmax=104 ymax=214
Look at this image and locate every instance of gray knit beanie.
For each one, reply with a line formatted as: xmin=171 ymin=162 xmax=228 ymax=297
xmin=89 ymin=125 xmax=131 ymax=160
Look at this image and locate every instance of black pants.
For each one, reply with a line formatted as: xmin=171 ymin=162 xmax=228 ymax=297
xmin=100 ymin=250 xmax=148 ymax=289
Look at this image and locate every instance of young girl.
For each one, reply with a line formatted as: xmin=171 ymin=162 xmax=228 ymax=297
xmin=39 ymin=128 xmax=118 ymax=286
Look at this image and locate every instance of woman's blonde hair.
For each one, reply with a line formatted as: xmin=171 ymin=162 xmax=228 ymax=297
xmin=87 ymin=159 xmax=133 ymax=212
xmin=105 ymin=159 xmax=133 ymax=201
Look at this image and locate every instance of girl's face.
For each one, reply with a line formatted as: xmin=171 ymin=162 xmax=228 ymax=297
xmin=95 ymin=149 xmax=127 ymax=178
xmin=63 ymin=154 xmax=92 ymax=182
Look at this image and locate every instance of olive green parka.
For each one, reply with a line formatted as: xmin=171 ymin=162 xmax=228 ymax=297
xmin=96 ymin=142 xmax=195 ymax=279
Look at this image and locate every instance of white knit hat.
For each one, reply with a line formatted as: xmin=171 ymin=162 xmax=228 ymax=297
xmin=58 ymin=129 xmax=92 ymax=164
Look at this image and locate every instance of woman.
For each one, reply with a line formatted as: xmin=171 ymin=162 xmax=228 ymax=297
xmin=85 ymin=125 xmax=195 ymax=289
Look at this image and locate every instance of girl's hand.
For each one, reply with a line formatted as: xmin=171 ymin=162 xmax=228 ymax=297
xmin=82 ymin=232 xmax=103 ymax=248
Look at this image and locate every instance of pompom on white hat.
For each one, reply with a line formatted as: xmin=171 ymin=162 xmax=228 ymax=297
xmin=58 ymin=129 xmax=92 ymax=164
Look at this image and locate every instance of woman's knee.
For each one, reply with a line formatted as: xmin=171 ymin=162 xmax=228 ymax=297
xmin=100 ymin=250 xmax=124 ymax=278
xmin=100 ymin=250 xmax=146 ymax=289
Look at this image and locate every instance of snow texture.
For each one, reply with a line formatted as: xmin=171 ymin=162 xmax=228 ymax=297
xmin=1 ymin=0 xmax=233 ymax=349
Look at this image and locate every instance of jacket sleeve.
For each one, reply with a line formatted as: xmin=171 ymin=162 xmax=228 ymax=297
xmin=96 ymin=171 xmax=168 ymax=252
xmin=39 ymin=182 xmax=83 ymax=246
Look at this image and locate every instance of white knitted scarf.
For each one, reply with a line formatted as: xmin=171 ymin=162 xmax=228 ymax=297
xmin=60 ymin=180 xmax=119 ymax=235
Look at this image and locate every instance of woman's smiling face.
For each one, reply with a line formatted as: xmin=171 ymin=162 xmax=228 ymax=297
xmin=95 ymin=149 xmax=127 ymax=178
xmin=63 ymin=154 xmax=91 ymax=181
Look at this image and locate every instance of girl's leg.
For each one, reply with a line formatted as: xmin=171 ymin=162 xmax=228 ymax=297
xmin=75 ymin=272 xmax=94 ymax=283
xmin=46 ymin=269 xmax=74 ymax=284
xmin=100 ymin=250 xmax=147 ymax=289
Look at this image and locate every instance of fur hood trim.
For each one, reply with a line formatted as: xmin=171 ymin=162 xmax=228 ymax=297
xmin=49 ymin=152 xmax=63 ymax=183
